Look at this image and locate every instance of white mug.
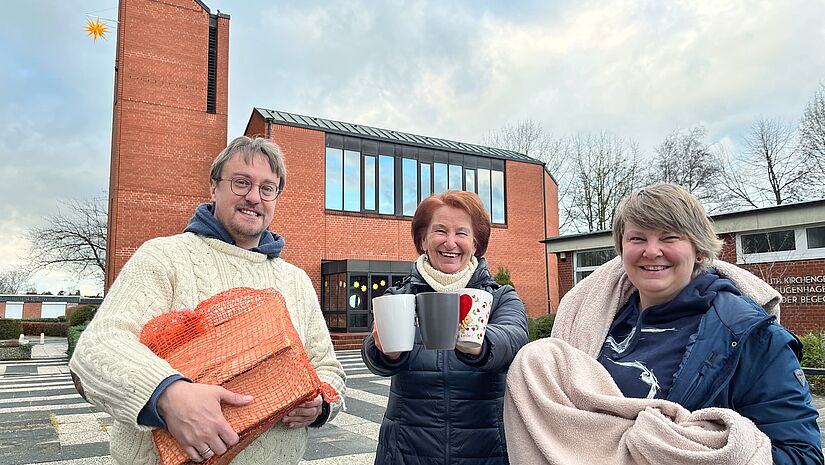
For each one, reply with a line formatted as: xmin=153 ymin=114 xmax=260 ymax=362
xmin=372 ymin=294 xmax=416 ymax=352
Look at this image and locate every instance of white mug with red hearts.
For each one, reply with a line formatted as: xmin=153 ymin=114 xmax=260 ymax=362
xmin=455 ymin=288 xmax=493 ymax=349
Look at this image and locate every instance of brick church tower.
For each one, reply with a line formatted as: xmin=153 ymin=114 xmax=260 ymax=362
xmin=106 ymin=0 xmax=229 ymax=288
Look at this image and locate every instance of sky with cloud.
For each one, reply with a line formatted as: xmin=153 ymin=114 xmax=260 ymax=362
xmin=1 ymin=0 xmax=823 ymax=294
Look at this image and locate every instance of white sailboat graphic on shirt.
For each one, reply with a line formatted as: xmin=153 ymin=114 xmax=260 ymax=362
xmin=608 ymin=359 xmax=661 ymax=399
xmin=604 ymin=326 xmax=676 ymax=354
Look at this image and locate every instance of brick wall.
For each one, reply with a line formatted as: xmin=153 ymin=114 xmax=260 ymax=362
xmin=718 ymin=233 xmax=825 ymax=334
xmin=22 ymin=302 xmax=40 ymax=320
xmin=544 ymin=171 xmax=561 ymax=311
xmin=484 ymin=161 xmax=554 ymax=317
xmin=106 ymin=0 xmax=228 ymax=288
xmin=0 ymin=302 xmax=5 ymax=318
xmin=557 ymin=253 xmax=574 ymax=303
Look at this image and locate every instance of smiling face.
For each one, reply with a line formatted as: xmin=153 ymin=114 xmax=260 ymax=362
xmin=621 ymin=223 xmax=701 ymax=309
xmin=209 ymin=152 xmax=279 ymax=249
xmin=421 ymin=205 xmax=477 ymax=274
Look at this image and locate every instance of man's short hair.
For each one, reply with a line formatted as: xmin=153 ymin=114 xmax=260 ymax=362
xmin=612 ymin=183 xmax=723 ymax=277
xmin=210 ymin=136 xmax=287 ymax=191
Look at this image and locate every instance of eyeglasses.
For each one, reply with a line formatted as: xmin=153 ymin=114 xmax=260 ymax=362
xmin=215 ymin=177 xmax=282 ymax=201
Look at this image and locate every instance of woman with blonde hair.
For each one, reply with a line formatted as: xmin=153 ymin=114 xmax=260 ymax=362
xmin=505 ymin=183 xmax=822 ymax=465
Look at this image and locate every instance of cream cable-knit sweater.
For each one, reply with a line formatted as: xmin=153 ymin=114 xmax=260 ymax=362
xmin=69 ymin=233 xmax=346 ymax=465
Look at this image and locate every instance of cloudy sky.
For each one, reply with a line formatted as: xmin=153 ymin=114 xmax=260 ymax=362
xmin=1 ymin=0 xmax=824 ymax=294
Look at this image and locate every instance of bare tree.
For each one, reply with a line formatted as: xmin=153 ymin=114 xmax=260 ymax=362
xmin=718 ymin=117 xmax=812 ymax=208
xmin=480 ymin=119 xmax=567 ymax=179
xmin=481 ymin=119 xmax=575 ymax=232
xmin=565 ymin=133 xmax=642 ymax=232
xmin=0 ymin=266 xmax=33 ymax=294
xmin=800 ymin=83 xmax=825 ymax=189
xmin=651 ymin=126 xmax=724 ymax=208
xmin=26 ymin=197 xmax=107 ymax=284
xmin=716 ymin=145 xmax=760 ymax=210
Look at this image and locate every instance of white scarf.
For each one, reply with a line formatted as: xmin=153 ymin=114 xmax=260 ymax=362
xmin=415 ymin=254 xmax=479 ymax=292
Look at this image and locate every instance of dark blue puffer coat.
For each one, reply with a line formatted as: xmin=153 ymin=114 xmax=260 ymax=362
xmin=361 ymin=258 xmax=529 ymax=465
xmin=663 ymin=276 xmax=823 ymax=465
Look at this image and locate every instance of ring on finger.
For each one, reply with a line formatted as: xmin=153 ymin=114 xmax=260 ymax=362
xmin=199 ymin=446 xmax=214 ymax=457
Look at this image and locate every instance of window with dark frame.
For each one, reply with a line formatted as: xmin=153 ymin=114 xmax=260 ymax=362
xmin=364 ymin=156 xmax=376 ymax=211
xmin=574 ymin=248 xmax=617 ymax=283
xmin=741 ymin=230 xmax=796 ymax=254
xmin=324 ymin=134 xmax=506 ymax=224
xmin=807 ymin=226 xmax=825 ymax=249
xmin=206 ymin=15 xmax=218 ymax=114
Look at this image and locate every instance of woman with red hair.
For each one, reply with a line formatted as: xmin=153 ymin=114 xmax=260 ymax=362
xmin=362 ymin=190 xmax=528 ymax=465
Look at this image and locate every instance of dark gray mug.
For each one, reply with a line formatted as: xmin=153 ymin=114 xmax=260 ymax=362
xmin=415 ymin=292 xmax=460 ymax=350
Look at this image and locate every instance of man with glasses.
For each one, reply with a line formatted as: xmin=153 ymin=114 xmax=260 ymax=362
xmin=70 ymin=136 xmax=345 ymax=465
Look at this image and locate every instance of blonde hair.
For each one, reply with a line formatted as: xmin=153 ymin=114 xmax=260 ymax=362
xmin=612 ymin=183 xmax=723 ymax=277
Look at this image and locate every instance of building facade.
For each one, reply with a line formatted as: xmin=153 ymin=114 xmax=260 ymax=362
xmin=0 ymin=295 xmax=103 ymax=319
xmin=543 ymin=199 xmax=825 ymax=334
xmin=106 ymin=0 xmax=560 ymax=334
xmin=246 ymin=109 xmax=559 ymax=330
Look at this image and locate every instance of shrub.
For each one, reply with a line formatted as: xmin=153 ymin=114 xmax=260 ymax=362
xmin=0 ymin=319 xmax=22 ymax=339
xmin=800 ymin=332 xmax=825 ymax=396
xmin=0 ymin=342 xmax=32 ymax=361
xmin=494 ymin=267 xmax=515 ymax=289
xmin=69 ymin=305 xmax=97 ymax=327
xmin=528 ymin=313 xmax=555 ymax=341
xmin=67 ymin=324 xmax=88 ymax=359
xmin=20 ymin=321 xmax=68 ymax=337
xmin=22 ymin=317 xmax=63 ymax=323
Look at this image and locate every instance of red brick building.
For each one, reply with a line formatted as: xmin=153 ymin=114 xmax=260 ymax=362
xmin=543 ymin=199 xmax=825 ymax=334
xmin=106 ymin=0 xmax=559 ymax=334
xmin=0 ymin=295 xmax=102 ymax=319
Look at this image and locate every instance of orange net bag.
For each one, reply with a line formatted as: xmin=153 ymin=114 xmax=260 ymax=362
xmin=139 ymin=287 xmax=340 ymax=465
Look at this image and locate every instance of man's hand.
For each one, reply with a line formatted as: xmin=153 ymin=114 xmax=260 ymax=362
xmin=282 ymin=394 xmax=323 ymax=428
xmin=373 ymin=326 xmax=401 ymax=360
xmin=157 ymin=380 xmax=253 ymax=462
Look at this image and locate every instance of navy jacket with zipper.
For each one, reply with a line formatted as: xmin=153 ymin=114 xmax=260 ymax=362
xmin=660 ymin=272 xmax=823 ymax=465
xmin=361 ymin=258 xmax=528 ymax=465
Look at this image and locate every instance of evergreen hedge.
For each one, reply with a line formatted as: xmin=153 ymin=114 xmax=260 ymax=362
xmin=67 ymin=324 xmax=88 ymax=359
xmin=528 ymin=313 xmax=555 ymax=341
xmin=20 ymin=321 xmax=68 ymax=337
xmin=0 ymin=319 xmax=22 ymax=339
xmin=800 ymin=332 xmax=825 ymax=396
xmin=69 ymin=305 xmax=97 ymax=327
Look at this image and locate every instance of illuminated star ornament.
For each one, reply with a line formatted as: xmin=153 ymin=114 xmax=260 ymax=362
xmin=84 ymin=17 xmax=109 ymax=41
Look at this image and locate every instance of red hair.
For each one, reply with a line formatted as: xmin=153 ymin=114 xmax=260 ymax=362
xmin=412 ymin=190 xmax=491 ymax=257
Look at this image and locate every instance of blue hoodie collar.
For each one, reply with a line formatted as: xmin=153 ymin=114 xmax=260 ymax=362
xmin=638 ymin=269 xmax=739 ymax=324
xmin=183 ymin=203 xmax=284 ymax=258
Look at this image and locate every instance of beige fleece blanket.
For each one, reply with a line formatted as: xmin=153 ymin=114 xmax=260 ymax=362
xmin=550 ymin=257 xmax=781 ymax=357
xmin=503 ymin=338 xmax=772 ymax=465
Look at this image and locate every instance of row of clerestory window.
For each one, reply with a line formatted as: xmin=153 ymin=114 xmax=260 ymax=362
xmin=324 ymin=134 xmax=506 ymax=224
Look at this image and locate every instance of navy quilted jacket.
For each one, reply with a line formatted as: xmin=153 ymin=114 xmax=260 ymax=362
xmin=664 ymin=283 xmax=822 ymax=465
xmin=361 ymin=258 xmax=528 ymax=465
